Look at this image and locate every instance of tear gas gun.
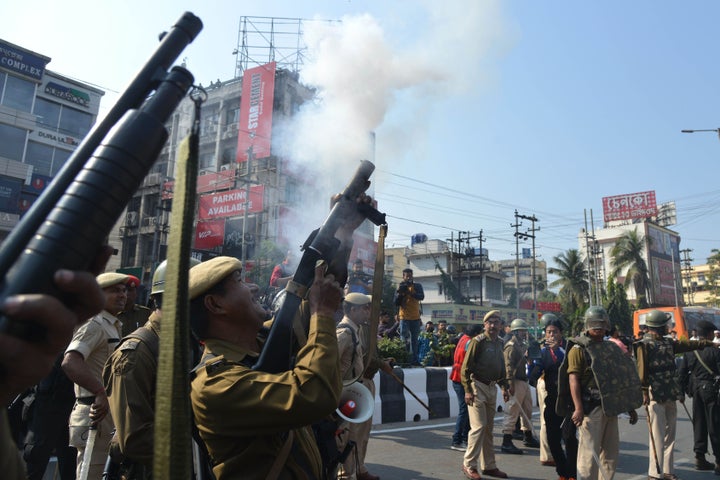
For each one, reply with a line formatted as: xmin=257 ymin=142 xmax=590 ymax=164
xmin=253 ymin=160 xmax=386 ymax=373
xmin=0 ymin=12 xmax=203 ymax=340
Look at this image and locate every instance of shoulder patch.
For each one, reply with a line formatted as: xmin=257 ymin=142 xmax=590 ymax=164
xmin=119 ymin=340 xmax=140 ymax=351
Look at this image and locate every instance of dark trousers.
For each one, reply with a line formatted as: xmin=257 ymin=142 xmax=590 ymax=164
xmin=452 ymin=381 xmax=469 ymax=444
xmin=23 ymin=361 xmax=77 ymax=480
xmin=544 ymin=392 xmax=578 ymax=478
xmin=692 ymin=381 xmax=720 ymax=462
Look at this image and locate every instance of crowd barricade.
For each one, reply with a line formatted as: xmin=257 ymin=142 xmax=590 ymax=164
xmin=370 ymin=366 xmax=536 ymax=425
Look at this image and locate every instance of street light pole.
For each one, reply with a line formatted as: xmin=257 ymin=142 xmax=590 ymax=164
xmin=681 ymin=128 xmax=720 ymax=140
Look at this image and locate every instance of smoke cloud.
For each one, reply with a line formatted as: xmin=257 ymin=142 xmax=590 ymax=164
xmin=274 ymin=0 xmax=512 ymax=250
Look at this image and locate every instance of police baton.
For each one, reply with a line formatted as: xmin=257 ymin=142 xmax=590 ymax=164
xmin=680 ymin=398 xmax=693 ymax=423
xmin=78 ymin=424 xmax=97 ymax=480
xmin=645 ymin=404 xmax=663 ymax=477
xmin=387 ymin=370 xmax=434 ymax=417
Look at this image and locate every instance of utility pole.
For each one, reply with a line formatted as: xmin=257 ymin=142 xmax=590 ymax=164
xmin=517 ymin=213 xmax=539 ymax=320
xmin=680 ymin=248 xmax=694 ymax=305
xmin=583 ymin=209 xmax=594 ymax=306
xmin=512 ymin=211 xmax=522 ymax=315
xmin=478 ymin=229 xmax=486 ymax=306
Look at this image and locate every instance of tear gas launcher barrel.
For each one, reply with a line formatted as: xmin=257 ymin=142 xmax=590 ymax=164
xmin=253 ymin=159 xmax=386 ymax=374
xmin=0 ymin=12 xmax=203 ymax=339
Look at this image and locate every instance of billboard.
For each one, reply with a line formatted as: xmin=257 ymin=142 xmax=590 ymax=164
xmin=198 ymin=185 xmax=264 ymax=220
xmin=236 ymin=62 xmax=276 ymax=162
xmin=194 ymin=219 xmax=226 ymax=250
xmin=602 ymin=190 xmax=657 ymax=223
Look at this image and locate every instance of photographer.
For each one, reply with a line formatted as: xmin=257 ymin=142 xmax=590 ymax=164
xmin=393 ymin=268 xmax=424 ymax=366
xmin=345 ymin=259 xmax=372 ymax=295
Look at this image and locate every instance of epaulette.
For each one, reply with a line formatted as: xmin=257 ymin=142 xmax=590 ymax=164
xmin=119 ymin=340 xmax=140 ymax=352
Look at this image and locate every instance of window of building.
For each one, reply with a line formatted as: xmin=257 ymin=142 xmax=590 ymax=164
xmin=0 ymin=124 xmax=26 ymax=161
xmin=25 ymin=141 xmax=54 ymax=176
xmin=0 ymin=73 xmax=35 ymax=112
xmin=226 ymin=105 xmax=240 ymax=125
xmin=220 ymin=146 xmax=237 ymax=165
xmin=199 ymin=151 xmax=215 ymax=170
xmin=33 ymin=97 xmax=61 ymax=129
xmin=697 ymin=274 xmax=706 ymax=283
xmin=59 ymin=106 xmax=92 ymax=137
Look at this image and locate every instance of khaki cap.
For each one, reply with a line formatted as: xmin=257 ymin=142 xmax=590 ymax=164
xmin=189 ymin=256 xmax=243 ymax=300
xmin=483 ymin=310 xmax=502 ymax=322
xmin=344 ymin=292 xmax=371 ymax=306
xmin=96 ymin=272 xmax=129 ymax=289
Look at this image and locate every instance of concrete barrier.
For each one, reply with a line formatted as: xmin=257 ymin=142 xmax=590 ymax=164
xmin=370 ymin=366 xmax=536 ymax=425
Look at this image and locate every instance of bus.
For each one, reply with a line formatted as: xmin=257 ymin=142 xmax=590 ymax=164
xmin=633 ymin=306 xmax=720 ymax=339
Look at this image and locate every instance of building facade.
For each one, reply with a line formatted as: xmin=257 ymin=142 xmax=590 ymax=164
xmin=578 ymin=220 xmax=682 ymax=306
xmin=0 ymin=39 xmax=104 ymax=246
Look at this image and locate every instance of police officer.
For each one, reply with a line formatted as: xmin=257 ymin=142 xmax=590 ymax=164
xmin=679 ymin=319 xmax=720 ymax=472
xmin=62 ymin=272 xmax=128 ymax=480
xmin=103 ymin=259 xmax=199 ymax=479
xmin=461 ymin=310 xmax=510 ymax=479
xmin=559 ymin=306 xmax=641 ymax=480
xmin=501 ymin=319 xmax=539 ymax=454
xmin=636 ymin=309 xmax=714 ymax=479
xmin=189 ymin=257 xmax=344 ymax=479
xmin=118 ymin=274 xmax=152 ymax=337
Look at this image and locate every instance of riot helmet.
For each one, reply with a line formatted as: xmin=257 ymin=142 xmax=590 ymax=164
xmin=540 ymin=313 xmax=559 ymax=327
xmin=584 ymin=306 xmax=610 ymax=331
xmin=510 ymin=318 xmax=529 ymax=332
xmin=645 ymin=310 xmax=671 ymax=328
xmin=151 ymin=258 xmax=202 ymax=296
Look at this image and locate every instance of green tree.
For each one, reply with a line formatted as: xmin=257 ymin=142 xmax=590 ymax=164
xmin=609 ymin=228 xmax=651 ymax=308
xmin=705 ymin=249 xmax=720 ymax=307
xmin=604 ymin=279 xmax=633 ymax=336
xmin=548 ymin=249 xmax=588 ymax=332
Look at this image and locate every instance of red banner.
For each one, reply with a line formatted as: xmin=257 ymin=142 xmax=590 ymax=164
xmin=602 ymin=190 xmax=657 ymax=223
xmin=198 ymin=185 xmax=264 ymax=220
xmin=194 ymin=219 xmax=226 ymax=250
xmin=236 ymin=62 xmax=275 ymax=162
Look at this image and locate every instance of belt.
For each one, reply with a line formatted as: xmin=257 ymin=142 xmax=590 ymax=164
xmin=76 ymin=396 xmax=94 ymax=405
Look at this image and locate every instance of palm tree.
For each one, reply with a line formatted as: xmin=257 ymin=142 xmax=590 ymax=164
xmin=548 ymin=249 xmax=589 ymax=330
xmin=609 ymin=228 xmax=651 ymax=307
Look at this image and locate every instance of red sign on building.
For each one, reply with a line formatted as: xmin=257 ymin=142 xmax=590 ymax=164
xmin=236 ymin=62 xmax=276 ymax=162
xmin=194 ymin=219 xmax=226 ymax=250
xmin=602 ymin=190 xmax=657 ymax=223
xmin=198 ymin=185 xmax=264 ymax=220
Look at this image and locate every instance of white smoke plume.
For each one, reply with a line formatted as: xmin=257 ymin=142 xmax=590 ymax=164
xmin=274 ymin=1 xmax=512 ymax=250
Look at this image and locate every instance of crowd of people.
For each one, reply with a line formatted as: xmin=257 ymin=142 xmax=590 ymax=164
xmin=4 ymin=241 xmax=720 ymax=480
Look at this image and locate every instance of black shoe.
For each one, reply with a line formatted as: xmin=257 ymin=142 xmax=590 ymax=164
xmin=512 ymin=430 xmax=523 ymax=440
xmin=714 ymin=462 xmax=720 ymax=475
xmin=523 ymin=433 xmax=540 ymax=448
xmin=696 ymin=456 xmax=714 ymax=471
xmin=501 ymin=434 xmax=523 ymax=455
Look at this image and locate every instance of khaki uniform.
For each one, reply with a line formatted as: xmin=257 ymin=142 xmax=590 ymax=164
xmin=65 ymin=310 xmax=121 ymax=480
xmin=190 ymin=312 xmax=341 ymax=480
xmin=461 ymin=334 xmax=508 ymax=472
xmin=336 ymin=318 xmax=367 ymax=480
xmin=118 ymin=304 xmax=153 ymax=338
xmin=636 ymin=334 xmax=709 ymax=478
xmin=502 ymin=336 xmax=535 ymax=436
xmin=103 ymin=312 xmax=161 ymax=470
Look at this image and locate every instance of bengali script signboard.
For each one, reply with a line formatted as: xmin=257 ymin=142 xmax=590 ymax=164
xmin=602 ymin=191 xmax=657 ymax=223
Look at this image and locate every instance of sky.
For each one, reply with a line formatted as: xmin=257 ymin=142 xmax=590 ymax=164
xmin=5 ymin=0 xmax=720 ymax=273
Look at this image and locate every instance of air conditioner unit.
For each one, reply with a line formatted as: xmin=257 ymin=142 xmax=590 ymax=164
xmin=144 ymin=216 xmax=158 ymax=227
xmin=220 ymin=164 xmax=234 ymax=172
xmin=126 ymin=211 xmax=138 ymax=227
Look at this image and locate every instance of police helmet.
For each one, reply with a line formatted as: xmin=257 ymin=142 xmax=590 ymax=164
xmin=584 ymin=306 xmax=610 ymax=331
xmin=510 ymin=318 xmax=529 ymax=332
xmin=151 ymin=258 xmax=202 ymax=296
xmin=645 ymin=310 xmax=671 ymax=328
xmin=540 ymin=313 xmax=559 ymax=327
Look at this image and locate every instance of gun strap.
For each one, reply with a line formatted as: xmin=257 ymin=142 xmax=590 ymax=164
xmin=285 ymin=279 xmax=309 ymax=299
xmin=364 ymin=224 xmax=387 ymax=368
xmin=153 ymin=87 xmax=205 ymax=480
xmin=694 ymin=350 xmax=717 ymax=376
